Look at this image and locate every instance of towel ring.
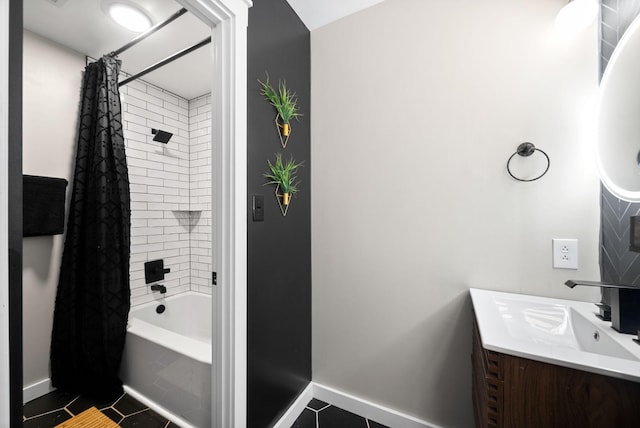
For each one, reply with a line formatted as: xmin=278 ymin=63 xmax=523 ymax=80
xmin=507 ymin=142 xmax=550 ymax=182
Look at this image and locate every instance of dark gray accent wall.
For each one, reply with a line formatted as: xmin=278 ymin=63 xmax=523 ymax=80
xmin=247 ymin=1 xmax=311 ymax=427
xmin=9 ymin=0 xmax=23 ymax=424
xmin=600 ymin=0 xmax=640 ymax=77
xmin=599 ymin=1 xmax=640 ymax=290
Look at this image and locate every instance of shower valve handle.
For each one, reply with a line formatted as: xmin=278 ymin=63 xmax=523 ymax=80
xmin=144 ymin=259 xmax=170 ymax=284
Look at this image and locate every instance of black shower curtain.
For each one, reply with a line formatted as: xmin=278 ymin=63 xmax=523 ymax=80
xmin=50 ymin=56 xmax=131 ymax=400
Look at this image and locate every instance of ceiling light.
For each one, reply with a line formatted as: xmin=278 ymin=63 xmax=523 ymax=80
xmin=555 ymin=0 xmax=598 ymax=36
xmin=105 ymin=1 xmax=152 ymax=33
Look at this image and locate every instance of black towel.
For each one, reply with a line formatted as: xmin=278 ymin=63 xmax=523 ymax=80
xmin=23 ymin=175 xmax=68 ymax=237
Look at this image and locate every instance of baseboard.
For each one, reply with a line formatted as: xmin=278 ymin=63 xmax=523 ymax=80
xmin=312 ymin=383 xmax=441 ymax=428
xmin=271 ymin=381 xmax=441 ymax=428
xmin=272 ymin=382 xmax=314 ymax=428
xmin=123 ymin=385 xmax=195 ymax=428
xmin=23 ymin=378 xmax=55 ymax=404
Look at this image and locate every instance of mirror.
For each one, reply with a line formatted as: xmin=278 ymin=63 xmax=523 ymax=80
xmin=598 ymin=14 xmax=640 ymax=201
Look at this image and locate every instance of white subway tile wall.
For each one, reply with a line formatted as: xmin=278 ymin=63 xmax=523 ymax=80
xmin=189 ymin=94 xmax=213 ymax=293
xmin=121 ymin=80 xmax=212 ymax=307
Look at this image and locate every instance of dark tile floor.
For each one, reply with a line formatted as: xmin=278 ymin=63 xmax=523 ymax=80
xmin=291 ymin=399 xmax=389 ymax=428
xmin=26 ymin=391 xmax=387 ymax=428
xmin=23 ymin=389 xmax=180 ymax=428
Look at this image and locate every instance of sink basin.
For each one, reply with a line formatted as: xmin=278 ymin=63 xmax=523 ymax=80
xmin=570 ymin=308 xmax=637 ymax=361
xmin=471 ymin=288 xmax=640 ymax=382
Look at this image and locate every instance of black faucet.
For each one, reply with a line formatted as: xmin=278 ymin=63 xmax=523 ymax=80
xmin=150 ymin=284 xmax=167 ymax=294
xmin=565 ymin=280 xmax=640 ymax=334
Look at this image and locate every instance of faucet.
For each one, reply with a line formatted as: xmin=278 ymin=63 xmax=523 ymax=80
xmin=150 ymin=284 xmax=167 ymax=294
xmin=565 ymin=280 xmax=640 ymax=334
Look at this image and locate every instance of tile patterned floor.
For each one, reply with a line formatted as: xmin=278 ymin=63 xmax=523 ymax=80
xmin=23 ymin=390 xmax=180 ymax=428
xmin=291 ymin=399 xmax=389 ymax=428
xmin=26 ymin=392 xmax=387 ymax=428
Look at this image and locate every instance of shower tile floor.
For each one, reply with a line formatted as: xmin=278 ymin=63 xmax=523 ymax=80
xmin=291 ymin=399 xmax=389 ymax=428
xmin=23 ymin=389 xmax=180 ymax=427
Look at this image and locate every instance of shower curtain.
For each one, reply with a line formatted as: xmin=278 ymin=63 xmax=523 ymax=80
xmin=50 ymin=56 xmax=131 ymax=400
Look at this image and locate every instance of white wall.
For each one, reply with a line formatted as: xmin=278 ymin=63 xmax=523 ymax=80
xmin=310 ymin=0 xmax=601 ymax=426
xmin=22 ymin=31 xmax=84 ymax=388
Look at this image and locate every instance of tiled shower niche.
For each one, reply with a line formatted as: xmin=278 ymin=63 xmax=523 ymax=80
xmin=120 ymin=79 xmax=213 ymax=307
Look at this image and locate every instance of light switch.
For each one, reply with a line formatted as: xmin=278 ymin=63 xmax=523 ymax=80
xmin=252 ymin=195 xmax=264 ymax=222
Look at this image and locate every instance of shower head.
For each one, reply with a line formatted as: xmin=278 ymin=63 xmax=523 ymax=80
xmin=151 ymin=128 xmax=173 ymax=144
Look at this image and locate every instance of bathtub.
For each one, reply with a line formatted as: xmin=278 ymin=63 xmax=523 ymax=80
xmin=121 ymin=291 xmax=212 ymax=428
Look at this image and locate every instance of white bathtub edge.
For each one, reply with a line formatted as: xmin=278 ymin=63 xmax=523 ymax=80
xmin=123 ymin=385 xmax=196 ymax=428
xmin=127 ymin=317 xmax=212 ymax=364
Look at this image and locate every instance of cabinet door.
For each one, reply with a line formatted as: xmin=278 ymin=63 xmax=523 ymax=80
xmin=502 ymin=356 xmax=590 ymax=428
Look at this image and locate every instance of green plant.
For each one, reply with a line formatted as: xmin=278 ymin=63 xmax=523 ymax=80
xmin=258 ymin=75 xmax=302 ymax=125
xmin=264 ymin=153 xmax=303 ymax=195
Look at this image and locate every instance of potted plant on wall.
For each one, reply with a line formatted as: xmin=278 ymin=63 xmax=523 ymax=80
xmin=264 ymin=153 xmax=303 ymax=215
xmin=258 ymin=74 xmax=301 ymax=148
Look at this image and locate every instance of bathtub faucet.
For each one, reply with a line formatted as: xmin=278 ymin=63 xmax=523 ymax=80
xmin=150 ymin=284 xmax=166 ymax=294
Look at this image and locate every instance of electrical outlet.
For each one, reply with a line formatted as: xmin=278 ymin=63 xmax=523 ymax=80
xmin=552 ymin=239 xmax=578 ymax=269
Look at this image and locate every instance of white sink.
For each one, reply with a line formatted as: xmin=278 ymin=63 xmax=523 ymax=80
xmin=570 ymin=308 xmax=637 ymax=361
xmin=471 ymin=288 xmax=640 ymax=382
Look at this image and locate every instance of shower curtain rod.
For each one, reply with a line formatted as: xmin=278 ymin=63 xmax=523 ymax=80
xmin=118 ymin=37 xmax=212 ymax=87
xmin=109 ymin=8 xmax=188 ymax=57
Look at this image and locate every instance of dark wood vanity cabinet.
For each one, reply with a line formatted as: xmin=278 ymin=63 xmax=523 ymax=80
xmin=472 ymin=318 xmax=640 ymax=428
